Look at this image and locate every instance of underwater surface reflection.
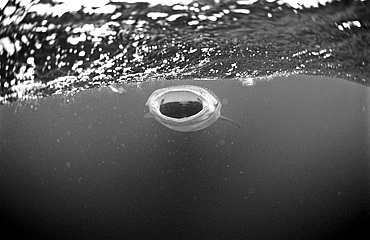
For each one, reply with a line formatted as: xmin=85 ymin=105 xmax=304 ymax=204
xmin=1 ymin=0 xmax=370 ymax=103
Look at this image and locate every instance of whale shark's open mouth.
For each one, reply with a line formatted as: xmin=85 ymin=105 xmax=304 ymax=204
xmin=159 ymin=92 xmax=203 ymax=119
xmin=144 ymin=85 xmax=239 ymax=132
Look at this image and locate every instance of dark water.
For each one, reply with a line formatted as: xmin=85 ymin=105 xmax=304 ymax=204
xmin=0 ymin=0 xmax=370 ymax=103
xmin=0 ymin=75 xmax=369 ymax=239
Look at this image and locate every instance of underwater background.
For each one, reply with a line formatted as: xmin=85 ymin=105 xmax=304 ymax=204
xmin=0 ymin=0 xmax=369 ymax=239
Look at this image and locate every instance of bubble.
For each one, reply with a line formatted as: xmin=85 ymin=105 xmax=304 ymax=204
xmin=109 ymin=84 xmax=127 ymax=94
xmin=219 ymin=139 xmax=226 ymax=145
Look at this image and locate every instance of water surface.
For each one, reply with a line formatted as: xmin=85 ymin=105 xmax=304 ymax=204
xmin=1 ymin=0 xmax=370 ymax=103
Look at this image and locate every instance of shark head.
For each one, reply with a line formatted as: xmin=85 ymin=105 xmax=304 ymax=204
xmin=144 ymin=85 xmax=237 ymax=132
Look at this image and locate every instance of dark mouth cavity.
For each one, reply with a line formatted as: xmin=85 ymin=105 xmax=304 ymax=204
xmin=160 ymin=99 xmax=203 ymax=119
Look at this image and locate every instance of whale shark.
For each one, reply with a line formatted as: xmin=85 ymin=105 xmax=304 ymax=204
xmin=143 ymin=85 xmax=240 ymax=132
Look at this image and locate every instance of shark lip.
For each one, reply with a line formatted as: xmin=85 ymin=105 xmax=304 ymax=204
xmin=160 ymin=91 xmax=202 ymax=104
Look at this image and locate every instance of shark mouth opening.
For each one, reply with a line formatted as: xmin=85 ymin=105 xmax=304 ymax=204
xmin=159 ymin=92 xmax=203 ymax=119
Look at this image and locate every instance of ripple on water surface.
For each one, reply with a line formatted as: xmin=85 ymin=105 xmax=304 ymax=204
xmin=0 ymin=0 xmax=369 ymax=104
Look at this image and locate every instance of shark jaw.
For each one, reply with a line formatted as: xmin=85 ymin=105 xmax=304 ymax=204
xmin=144 ymin=85 xmax=222 ymax=132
